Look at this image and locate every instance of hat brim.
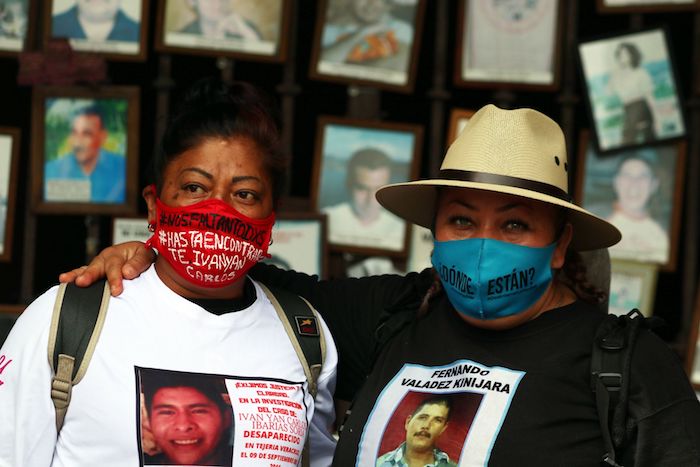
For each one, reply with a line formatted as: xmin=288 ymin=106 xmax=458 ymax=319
xmin=376 ymin=179 xmax=621 ymax=251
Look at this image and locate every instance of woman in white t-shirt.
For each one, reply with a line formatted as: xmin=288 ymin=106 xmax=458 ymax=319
xmin=0 ymin=79 xmax=338 ymax=467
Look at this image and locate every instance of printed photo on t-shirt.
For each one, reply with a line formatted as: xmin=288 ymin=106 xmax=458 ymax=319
xmin=136 ymin=367 xmax=308 ymax=466
xmin=137 ymin=368 xmax=234 ymax=466
xmin=357 ymin=360 xmax=525 ymax=466
xmin=375 ymin=391 xmax=481 ymax=467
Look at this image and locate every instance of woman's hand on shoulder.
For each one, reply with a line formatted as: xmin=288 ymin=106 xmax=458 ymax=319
xmin=58 ymin=241 xmax=156 ymax=296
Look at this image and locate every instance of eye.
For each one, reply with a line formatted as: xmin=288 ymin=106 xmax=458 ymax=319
xmin=154 ymin=408 xmax=175 ymax=417
xmin=449 ymin=215 xmax=473 ymax=228
xmin=235 ymin=190 xmax=259 ymax=203
xmin=182 ymin=183 xmax=204 ymax=194
xmin=503 ymin=219 xmax=529 ymax=232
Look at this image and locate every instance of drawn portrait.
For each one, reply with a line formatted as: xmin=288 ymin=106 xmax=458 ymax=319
xmin=578 ymin=28 xmax=685 ymax=152
xmin=48 ymin=0 xmax=146 ymax=57
xmin=137 ymin=368 xmax=234 ymax=467
xmin=575 ymin=132 xmax=685 ymax=270
xmin=157 ymin=0 xmax=288 ymax=60
xmin=312 ymin=117 xmax=422 ymax=255
xmin=311 ymin=0 xmax=425 ymax=91
xmin=457 ymin=0 xmax=563 ymax=89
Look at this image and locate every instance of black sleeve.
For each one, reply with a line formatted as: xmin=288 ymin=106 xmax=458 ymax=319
xmin=619 ymin=329 xmax=700 ymax=466
xmin=249 ymin=263 xmax=435 ymax=401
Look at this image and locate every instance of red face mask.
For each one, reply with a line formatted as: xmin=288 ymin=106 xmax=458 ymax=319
xmin=146 ymin=197 xmax=275 ymax=288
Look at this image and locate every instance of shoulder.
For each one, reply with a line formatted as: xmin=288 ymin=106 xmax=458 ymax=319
xmin=52 ymin=6 xmax=77 ymax=23
xmin=115 ymin=9 xmax=139 ymax=29
xmin=2 ymin=286 xmax=60 ymax=348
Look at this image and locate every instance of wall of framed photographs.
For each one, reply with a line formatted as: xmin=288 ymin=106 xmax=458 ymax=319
xmin=0 ymin=1 xmax=698 ymax=363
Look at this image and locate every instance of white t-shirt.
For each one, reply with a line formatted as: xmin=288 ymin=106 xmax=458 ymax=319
xmin=323 ymin=203 xmax=405 ymax=251
xmin=607 ymin=210 xmax=669 ymax=263
xmin=0 ymin=266 xmax=338 ymax=467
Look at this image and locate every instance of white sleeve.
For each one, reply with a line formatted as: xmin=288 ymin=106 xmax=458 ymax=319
xmin=0 ymin=287 xmax=60 ymax=467
xmin=308 ymin=315 xmax=339 ymax=467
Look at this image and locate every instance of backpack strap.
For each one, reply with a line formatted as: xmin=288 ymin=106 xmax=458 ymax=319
xmin=258 ymin=283 xmax=325 ymax=467
xmin=47 ymin=280 xmax=111 ymax=432
xmin=590 ymin=308 xmax=651 ymax=467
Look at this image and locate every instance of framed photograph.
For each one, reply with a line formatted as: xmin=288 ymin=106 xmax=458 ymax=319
xmin=0 ymin=128 xmax=20 ymax=263
xmin=31 ymin=86 xmax=140 ymax=215
xmin=155 ymin=0 xmax=291 ymax=61
xmin=578 ymin=28 xmax=685 ymax=153
xmin=44 ymin=0 xmax=148 ymax=60
xmin=608 ymin=259 xmax=658 ymax=317
xmin=112 ymin=216 xmax=151 ymax=244
xmin=574 ymin=131 xmax=686 ymax=271
xmin=0 ymin=0 xmax=36 ymax=56
xmin=455 ymin=0 xmax=563 ymax=90
xmin=309 ymin=0 xmax=426 ymax=93
xmin=262 ymin=212 xmax=328 ymax=278
xmin=686 ymin=282 xmax=700 ymax=389
xmin=311 ymin=116 xmax=423 ymax=256
xmin=446 ymin=108 xmax=475 ymax=146
xmin=597 ymin=0 xmax=700 ymax=13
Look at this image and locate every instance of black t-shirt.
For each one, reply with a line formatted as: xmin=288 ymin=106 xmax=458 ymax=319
xmin=250 ymin=264 xmax=700 ymax=466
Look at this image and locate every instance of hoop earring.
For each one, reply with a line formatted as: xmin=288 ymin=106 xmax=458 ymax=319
xmin=148 ymin=223 xmax=155 ymax=232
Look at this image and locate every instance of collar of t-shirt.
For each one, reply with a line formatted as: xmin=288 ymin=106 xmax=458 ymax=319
xmin=187 ymin=278 xmax=257 ymax=315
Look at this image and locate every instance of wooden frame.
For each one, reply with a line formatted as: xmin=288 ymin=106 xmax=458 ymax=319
xmin=31 ymin=85 xmax=140 ymax=215
xmin=309 ymin=0 xmax=427 ymax=93
xmin=454 ymin=0 xmax=564 ymax=90
xmin=154 ymin=0 xmax=292 ymax=62
xmin=446 ymin=108 xmax=475 ymax=146
xmin=44 ymin=0 xmax=149 ymax=61
xmin=575 ymin=131 xmax=686 ymax=271
xmin=596 ymin=0 xmax=700 ymax=13
xmin=608 ymin=259 xmax=659 ymax=317
xmin=0 ymin=128 xmax=20 ymax=263
xmin=578 ymin=27 xmax=686 ymax=153
xmin=111 ymin=216 xmax=150 ymax=244
xmin=0 ymin=0 xmax=36 ymax=56
xmin=311 ymin=116 xmax=423 ymax=256
xmin=686 ymin=281 xmax=700 ymax=390
xmin=265 ymin=212 xmax=329 ymax=279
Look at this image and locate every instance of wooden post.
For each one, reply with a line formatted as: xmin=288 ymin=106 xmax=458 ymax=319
xmin=427 ymin=0 xmax=451 ymax=178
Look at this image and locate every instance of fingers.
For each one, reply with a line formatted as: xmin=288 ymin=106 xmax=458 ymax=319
xmin=58 ymin=265 xmax=89 ymax=284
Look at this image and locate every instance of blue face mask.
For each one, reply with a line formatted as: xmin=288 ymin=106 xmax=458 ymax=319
xmin=431 ymin=238 xmax=557 ymax=320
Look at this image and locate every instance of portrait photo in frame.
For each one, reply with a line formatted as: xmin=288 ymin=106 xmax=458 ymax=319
xmin=309 ymin=0 xmax=426 ymax=92
xmin=155 ymin=0 xmax=291 ymax=61
xmin=262 ymin=212 xmax=328 ymax=278
xmin=31 ymin=86 xmax=140 ymax=215
xmin=608 ymin=259 xmax=658 ymax=317
xmin=111 ymin=216 xmax=150 ymax=244
xmin=686 ymin=282 xmax=700 ymax=390
xmin=578 ymin=28 xmax=685 ymax=153
xmin=0 ymin=128 xmax=20 ymax=263
xmin=446 ymin=108 xmax=475 ymax=146
xmin=596 ymin=0 xmax=700 ymax=13
xmin=455 ymin=0 xmax=563 ymax=90
xmin=574 ymin=131 xmax=685 ymax=271
xmin=45 ymin=0 xmax=149 ymax=60
xmin=311 ymin=116 xmax=423 ymax=256
xmin=0 ymin=0 xmax=35 ymax=56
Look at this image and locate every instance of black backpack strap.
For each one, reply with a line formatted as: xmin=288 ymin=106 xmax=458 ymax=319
xmin=47 ymin=280 xmax=110 ymax=432
xmin=258 ymin=283 xmax=324 ymax=467
xmin=591 ymin=308 xmax=653 ymax=467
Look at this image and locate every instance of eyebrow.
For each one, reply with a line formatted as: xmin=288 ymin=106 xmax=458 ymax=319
xmin=180 ymin=168 xmax=263 ymax=185
xmin=449 ymin=199 xmax=534 ymax=213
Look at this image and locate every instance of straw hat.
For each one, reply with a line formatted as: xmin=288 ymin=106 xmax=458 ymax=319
xmin=376 ymin=104 xmax=621 ymax=251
